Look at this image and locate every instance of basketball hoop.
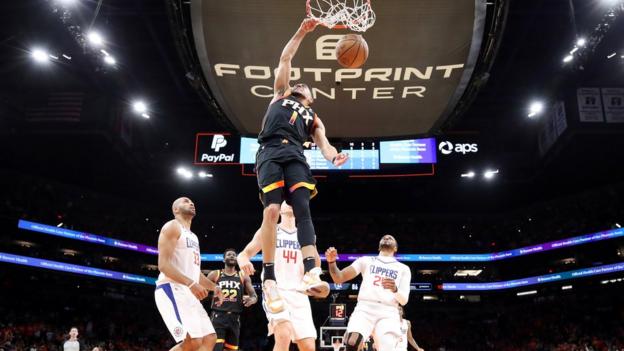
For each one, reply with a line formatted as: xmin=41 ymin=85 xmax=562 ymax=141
xmin=306 ymin=0 xmax=376 ymax=32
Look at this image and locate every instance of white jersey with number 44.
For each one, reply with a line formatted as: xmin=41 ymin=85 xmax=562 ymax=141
xmin=350 ymin=255 xmax=411 ymax=307
xmin=274 ymin=226 xmax=304 ymax=290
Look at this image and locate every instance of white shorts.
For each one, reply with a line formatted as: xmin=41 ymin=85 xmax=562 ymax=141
xmin=154 ymin=282 xmax=215 ymax=343
xmin=263 ymin=289 xmax=316 ymax=341
xmin=346 ymin=301 xmax=401 ymax=351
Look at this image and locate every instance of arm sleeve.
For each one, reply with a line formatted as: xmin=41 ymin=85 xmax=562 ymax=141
xmin=394 ymin=265 xmax=411 ymax=305
xmin=349 ymin=257 xmax=367 ymax=275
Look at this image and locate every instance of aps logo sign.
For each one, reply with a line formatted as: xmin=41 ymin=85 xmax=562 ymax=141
xmin=438 ymin=141 xmax=478 ymax=155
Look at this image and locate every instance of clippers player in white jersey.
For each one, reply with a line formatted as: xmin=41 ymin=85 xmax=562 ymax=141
xmin=398 ymin=306 xmax=424 ymax=351
xmin=155 ymin=197 xmax=223 ymax=351
xmin=237 ymin=202 xmax=318 ymax=351
xmin=326 ymin=235 xmax=411 ymax=351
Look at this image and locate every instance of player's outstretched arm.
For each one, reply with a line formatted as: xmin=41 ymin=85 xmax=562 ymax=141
xmin=237 ymin=229 xmax=262 ymax=276
xmin=273 ymin=18 xmax=318 ymax=98
xmin=311 ymin=118 xmax=348 ymax=166
xmin=157 ymin=221 xmax=208 ymax=300
xmin=325 ymin=247 xmax=359 ymax=283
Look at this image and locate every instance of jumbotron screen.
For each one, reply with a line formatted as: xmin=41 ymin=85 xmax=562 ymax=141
xmin=239 ymin=137 xmax=436 ymax=170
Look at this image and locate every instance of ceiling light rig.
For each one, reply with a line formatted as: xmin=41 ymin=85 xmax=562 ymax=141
xmin=563 ymin=2 xmax=624 ymax=70
xmin=47 ymin=1 xmax=118 ymax=71
xmin=527 ymin=101 xmax=544 ymax=118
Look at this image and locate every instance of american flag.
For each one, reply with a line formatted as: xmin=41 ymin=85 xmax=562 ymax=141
xmin=24 ymin=92 xmax=84 ymax=122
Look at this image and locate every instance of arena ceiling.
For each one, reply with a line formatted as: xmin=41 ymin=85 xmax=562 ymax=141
xmin=185 ymin=0 xmax=489 ymax=138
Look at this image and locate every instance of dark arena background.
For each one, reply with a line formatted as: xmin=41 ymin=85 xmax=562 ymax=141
xmin=1 ymin=0 xmax=624 ymax=350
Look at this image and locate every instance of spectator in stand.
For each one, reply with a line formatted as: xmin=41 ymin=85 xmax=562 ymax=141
xmin=63 ymin=327 xmax=79 ymax=351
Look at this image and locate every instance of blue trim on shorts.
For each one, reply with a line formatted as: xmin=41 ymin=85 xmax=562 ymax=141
xmin=156 ymin=283 xmax=182 ymax=323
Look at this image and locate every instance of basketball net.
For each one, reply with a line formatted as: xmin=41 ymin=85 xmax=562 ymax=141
xmin=306 ymin=0 xmax=376 ymax=32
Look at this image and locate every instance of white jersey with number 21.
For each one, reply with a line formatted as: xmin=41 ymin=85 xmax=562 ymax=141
xmin=350 ymin=255 xmax=411 ymax=307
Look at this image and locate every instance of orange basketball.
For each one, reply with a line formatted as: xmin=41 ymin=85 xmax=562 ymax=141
xmin=335 ymin=34 xmax=369 ymax=68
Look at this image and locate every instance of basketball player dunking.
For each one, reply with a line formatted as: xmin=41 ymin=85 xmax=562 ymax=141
xmin=398 ymin=306 xmax=424 ymax=351
xmin=238 ymin=202 xmax=319 ymax=351
xmin=207 ymin=249 xmax=258 ymax=351
xmin=255 ymin=18 xmax=348 ymax=312
xmin=326 ymin=235 xmax=412 ymax=351
xmin=155 ymin=197 xmax=223 ymax=351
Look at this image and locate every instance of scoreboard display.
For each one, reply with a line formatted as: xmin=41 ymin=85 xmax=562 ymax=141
xmin=379 ymin=138 xmax=437 ymax=164
xmin=239 ymin=137 xmax=436 ymax=171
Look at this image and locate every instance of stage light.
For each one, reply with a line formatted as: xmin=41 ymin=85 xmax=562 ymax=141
xmin=607 ymin=52 xmax=617 ymax=59
xmin=483 ymin=169 xmax=499 ymax=179
xmin=576 ymin=38 xmax=586 ymax=47
xmin=562 ymin=55 xmax=574 ymax=63
xmin=141 ymin=113 xmax=150 ymax=119
xmin=87 ymin=31 xmax=104 ymax=47
xmin=616 ymin=223 xmax=621 ymax=228
xmin=62 ymin=54 xmax=72 ymax=60
xmin=461 ymin=171 xmax=475 ymax=178
xmin=132 ymin=100 xmax=147 ymax=114
xmin=103 ymin=55 xmax=116 ymax=66
xmin=31 ymin=48 xmax=49 ymax=63
xmin=55 ymin=0 xmax=77 ymax=6
xmin=561 ymin=285 xmax=573 ymax=290
xmin=528 ymin=101 xmax=544 ymax=118
xmin=569 ymin=47 xmax=579 ymax=54
xmin=176 ymin=167 xmax=193 ymax=179
xmin=516 ymin=290 xmax=537 ymax=296
xmin=198 ymin=171 xmax=213 ymax=178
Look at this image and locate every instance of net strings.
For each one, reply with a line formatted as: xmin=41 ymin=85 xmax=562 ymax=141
xmin=308 ymin=0 xmax=376 ymax=32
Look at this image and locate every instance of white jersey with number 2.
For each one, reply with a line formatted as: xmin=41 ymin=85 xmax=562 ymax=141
xmin=350 ymin=255 xmax=411 ymax=307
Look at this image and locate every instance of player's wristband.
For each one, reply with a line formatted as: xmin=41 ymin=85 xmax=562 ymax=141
xmin=327 ymin=260 xmax=336 ymax=264
xmin=331 ymin=156 xmax=337 ymax=163
xmin=187 ymin=281 xmax=198 ymax=288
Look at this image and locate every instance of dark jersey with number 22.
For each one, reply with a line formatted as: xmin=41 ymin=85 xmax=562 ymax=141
xmin=211 ymin=270 xmax=245 ymax=314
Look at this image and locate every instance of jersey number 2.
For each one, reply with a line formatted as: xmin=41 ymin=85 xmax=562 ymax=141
xmin=373 ymin=276 xmax=382 ymax=286
xmin=282 ymin=250 xmax=298 ymax=264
